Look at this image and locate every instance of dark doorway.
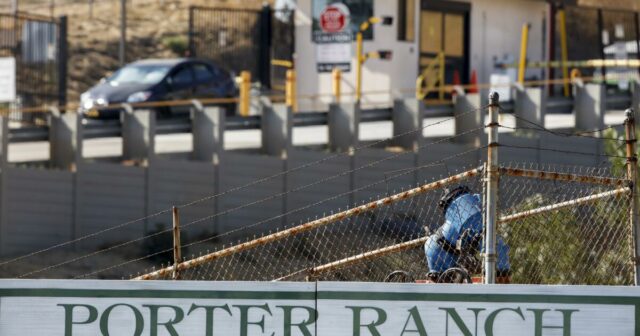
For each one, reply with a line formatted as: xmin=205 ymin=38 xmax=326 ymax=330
xmin=419 ymin=0 xmax=470 ymax=95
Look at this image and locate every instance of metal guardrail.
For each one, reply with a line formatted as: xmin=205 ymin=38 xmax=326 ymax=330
xmin=8 ymin=106 xmax=449 ymax=143
xmin=5 ymin=92 xmax=633 ymax=143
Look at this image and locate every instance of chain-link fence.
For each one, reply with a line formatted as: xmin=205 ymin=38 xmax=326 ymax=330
xmin=134 ymin=166 xmax=484 ymax=282
xmin=134 ymin=160 xmax=635 ymax=286
xmin=498 ymin=163 xmax=634 ymax=285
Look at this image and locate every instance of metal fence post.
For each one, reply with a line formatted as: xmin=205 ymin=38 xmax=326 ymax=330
xmin=285 ymin=69 xmax=297 ymax=113
xmin=172 ymin=206 xmax=182 ymax=280
xmin=624 ymin=109 xmax=639 ymax=285
xmin=239 ymin=71 xmax=251 ymax=117
xmin=57 ymin=15 xmax=68 ymax=108
xmin=333 ymin=68 xmax=342 ymax=103
xmin=485 ymin=92 xmax=500 ymax=284
xmin=258 ymin=4 xmax=272 ymax=88
xmin=188 ymin=6 xmax=195 ymax=57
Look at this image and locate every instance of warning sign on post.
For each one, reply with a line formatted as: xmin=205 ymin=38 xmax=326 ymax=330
xmin=0 ymin=57 xmax=16 ymax=103
xmin=314 ymin=4 xmax=352 ymax=73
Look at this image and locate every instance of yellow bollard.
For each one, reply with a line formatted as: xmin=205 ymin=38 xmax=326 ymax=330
xmin=332 ymin=68 xmax=342 ymax=103
xmin=286 ymin=69 xmax=297 ymax=112
xmin=239 ymin=71 xmax=251 ymax=117
xmin=558 ymin=9 xmax=570 ymax=97
xmin=355 ymin=31 xmax=364 ymax=102
xmin=517 ymin=23 xmax=530 ymax=84
xmin=570 ymin=68 xmax=582 ymax=81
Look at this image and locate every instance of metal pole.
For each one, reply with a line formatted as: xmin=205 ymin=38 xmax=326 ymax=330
xmin=547 ymin=2 xmax=556 ymax=96
xmin=332 ymin=68 xmax=342 ymax=103
xmin=558 ymin=8 xmax=570 ymax=97
xmin=135 ymin=167 xmax=483 ymax=280
xmin=624 ymin=109 xmax=639 ymax=285
xmin=57 ymin=15 xmax=68 ymax=109
xmin=172 ymin=206 xmax=182 ymax=280
xmin=119 ymin=0 xmax=126 ymax=66
xmin=635 ymin=13 xmax=640 ymax=77
xmin=484 ymin=92 xmax=500 ymax=284
xmin=518 ymin=23 xmax=530 ymax=84
xmin=239 ymin=71 xmax=251 ymax=116
xmin=355 ymin=31 xmax=363 ymax=102
xmin=285 ymin=69 xmax=297 ymax=112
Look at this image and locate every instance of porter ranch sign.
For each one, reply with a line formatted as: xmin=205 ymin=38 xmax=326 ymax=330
xmin=0 ymin=280 xmax=638 ymax=335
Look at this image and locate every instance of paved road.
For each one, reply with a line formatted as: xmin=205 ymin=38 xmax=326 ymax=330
xmin=7 ymin=111 xmax=626 ymax=163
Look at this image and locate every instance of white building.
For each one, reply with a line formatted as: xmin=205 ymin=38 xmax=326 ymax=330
xmin=291 ymin=0 xmax=640 ymax=112
xmin=293 ymin=0 xmax=551 ymax=111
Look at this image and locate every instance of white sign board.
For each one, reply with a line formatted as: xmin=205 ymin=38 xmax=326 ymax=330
xmin=0 ymin=280 xmax=639 ymax=335
xmin=314 ymin=4 xmax=352 ymax=73
xmin=0 ymin=57 xmax=16 ymax=103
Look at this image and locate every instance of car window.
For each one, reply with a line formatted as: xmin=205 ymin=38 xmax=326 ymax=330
xmin=193 ymin=63 xmax=215 ymax=82
xmin=171 ymin=66 xmax=193 ymax=87
xmin=108 ymin=64 xmax=171 ymax=85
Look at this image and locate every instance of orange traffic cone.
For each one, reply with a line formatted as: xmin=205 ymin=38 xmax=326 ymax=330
xmin=468 ymin=70 xmax=478 ymax=94
xmin=451 ymin=70 xmax=461 ymax=96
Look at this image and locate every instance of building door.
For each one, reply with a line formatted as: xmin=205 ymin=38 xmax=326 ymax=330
xmin=419 ymin=1 xmax=470 ymax=98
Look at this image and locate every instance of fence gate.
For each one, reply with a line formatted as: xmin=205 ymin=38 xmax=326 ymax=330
xmin=188 ymin=6 xmax=295 ymax=90
xmin=0 ymin=12 xmax=67 ymax=113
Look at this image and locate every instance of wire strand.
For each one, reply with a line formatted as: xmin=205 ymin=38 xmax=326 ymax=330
xmin=500 ymin=144 xmax=629 ymax=159
xmin=506 ymin=110 xmax=622 ymax=141
xmin=17 ymin=108 xmax=487 ymax=277
xmin=80 ymin=147 xmax=486 ymax=279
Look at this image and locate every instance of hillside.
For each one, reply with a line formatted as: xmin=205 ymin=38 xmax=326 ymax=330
xmin=6 ymin=0 xmax=268 ymax=103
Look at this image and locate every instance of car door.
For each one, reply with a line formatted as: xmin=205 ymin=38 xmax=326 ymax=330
xmin=192 ymin=63 xmax=220 ymax=98
xmin=166 ymin=64 xmax=195 ymax=114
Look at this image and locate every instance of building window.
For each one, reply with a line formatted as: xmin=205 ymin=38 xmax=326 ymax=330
xmin=312 ymin=0 xmax=375 ymax=41
xmin=398 ymin=0 xmax=415 ymax=41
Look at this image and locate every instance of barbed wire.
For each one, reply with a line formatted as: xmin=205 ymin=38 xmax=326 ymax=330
xmin=128 ymin=153 xmax=485 ymax=280
xmin=80 ymin=147 xmax=484 ymax=279
xmin=499 ymin=144 xmax=629 ymax=159
xmin=15 ymin=107 xmax=487 ymax=277
xmin=505 ymin=110 xmax=623 ymax=141
xmin=29 ymin=126 xmax=486 ymax=278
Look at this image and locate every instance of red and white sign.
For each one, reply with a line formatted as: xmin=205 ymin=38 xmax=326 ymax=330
xmin=319 ymin=4 xmax=348 ymax=33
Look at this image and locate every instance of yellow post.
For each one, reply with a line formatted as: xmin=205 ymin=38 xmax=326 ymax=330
xmin=558 ymin=9 xmax=570 ymax=97
xmin=239 ymin=71 xmax=251 ymax=117
xmin=355 ymin=31 xmax=363 ymax=103
xmin=285 ymin=69 xmax=297 ymax=112
xmin=332 ymin=68 xmax=342 ymax=103
xmin=416 ymin=74 xmax=425 ymax=100
xmin=518 ymin=23 xmax=530 ymax=84
xmin=438 ymin=52 xmax=445 ymax=100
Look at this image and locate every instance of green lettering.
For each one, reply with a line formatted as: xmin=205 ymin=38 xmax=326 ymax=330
xmin=484 ymin=307 xmax=524 ymax=336
xmin=277 ymin=305 xmax=317 ymax=336
xmin=528 ymin=309 xmax=578 ymax=336
xmin=400 ymin=306 xmax=428 ymax=336
xmin=58 ymin=304 xmax=98 ymax=336
xmin=234 ymin=304 xmax=274 ymax=336
xmin=440 ymin=307 xmax=485 ymax=336
xmin=346 ymin=306 xmax=387 ymax=336
xmin=99 ymin=304 xmax=144 ymax=336
xmin=143 ymin=305 xmax=185 ymax=336
xmin=188 ymin=304 xmax=232 ymax=336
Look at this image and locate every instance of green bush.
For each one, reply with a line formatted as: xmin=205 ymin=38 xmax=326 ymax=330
xmin=162 ymin=36 xmax=189 ymax=57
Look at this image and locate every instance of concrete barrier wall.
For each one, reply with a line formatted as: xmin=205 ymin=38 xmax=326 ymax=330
xmin=147 ymin=159 xmax=216 ymax=238
xmin=74 ymin=162 xmax=147 ymax=246
xmin=0 ymin=90 xmax=629 ymax=255
xmin=287 ymin=149 xmax=351 ymax=225
xmin=1 ymin=167 xmax=74 ymax=254
xmin=218 ymin=152 xmax=285 ymax=235
xmin=0 ymin=135 xmax=614 ymax=256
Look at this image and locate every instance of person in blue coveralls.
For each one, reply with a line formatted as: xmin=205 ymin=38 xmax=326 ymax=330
xmin=424 ymin=185 xmax=510 ymax=282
